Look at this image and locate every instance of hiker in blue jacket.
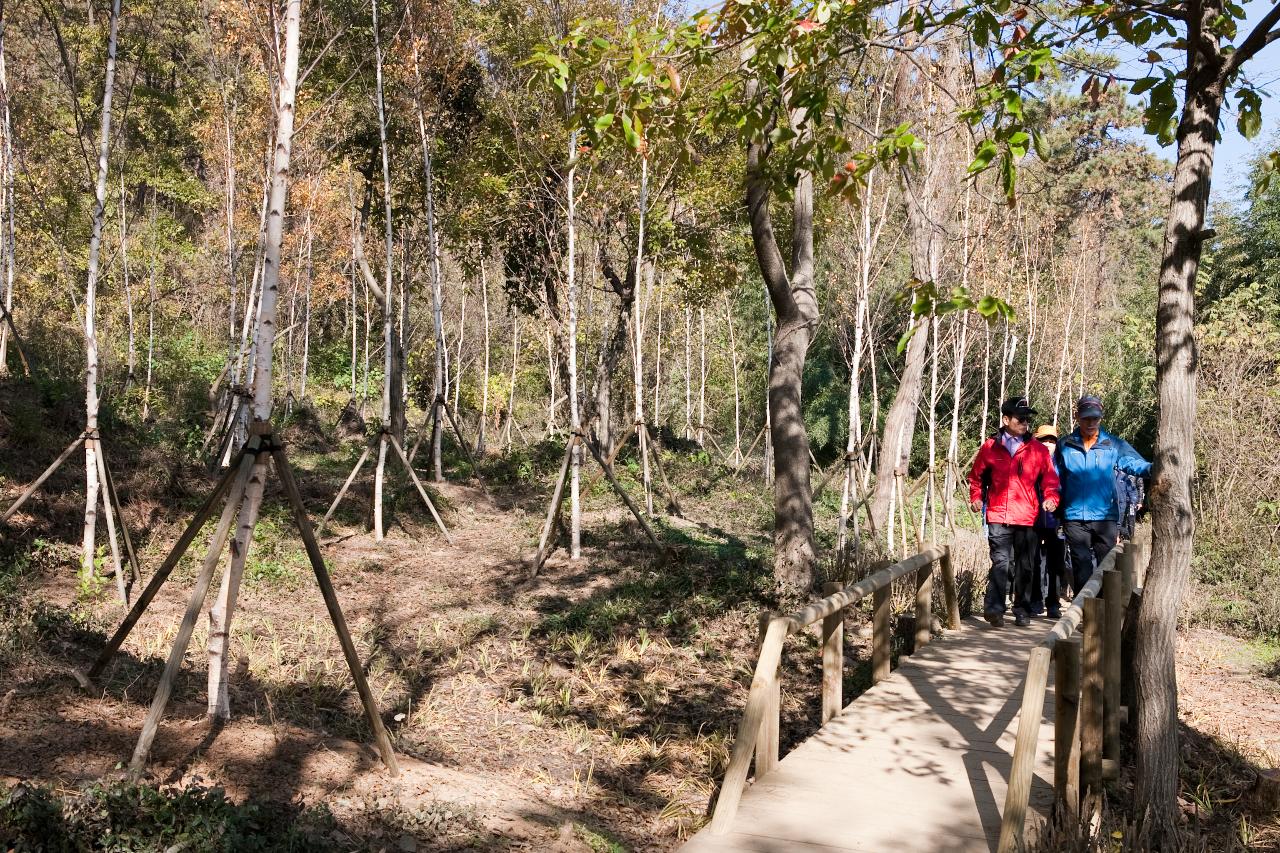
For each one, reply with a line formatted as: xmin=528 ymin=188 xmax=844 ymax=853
xmin=1054 ymin=395 xmax=1152 ymax=593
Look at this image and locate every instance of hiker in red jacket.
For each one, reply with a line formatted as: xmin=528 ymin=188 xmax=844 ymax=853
xmin=968 ymin=397 xmax=1061 ymax=627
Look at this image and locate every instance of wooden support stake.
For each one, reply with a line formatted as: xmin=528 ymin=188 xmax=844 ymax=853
xmin=821 ymin=582 xmax=843 ymax=723
xmin=92 ymin=440 xmax=128 ymax=605
xmin=128 ymin=442 xmax=258 ymax=777
xmin=584 ymin=436 xmax=662 ymax=551
xmin=1054 ymin=635 xmax=1082 ymax=821
xmin=2 ymin=433 xmax=87 ymax=521
xmin=530 ymin=436 xmax=575 ymax=576
xmin=997 ymin=645 xmax=1052 ymax=853
xmin=389 ymin=435 xmax=453 ymax=544
xmin=1081 ymin=596 xmax=1104 ymax=809
xmin=872 ymin=582 xmax=891 ymax=684
xmin=939 ymin=545 xmax=961 ymax=630
xmin=645 ymin=426 xmax=685 ymax=518
xmin=755 ymin=612 xmax=779 ymax=778
xmin=271 ymin=444 xmax=400 ymax=775
xmin=1103 ymin=569 xmax=1122 ymax=773
xmin=440 ymin=398 xmax=485 ymax=487
xmin=85 ymin=449 xmax=247 ymax=680
xmin=98 ymin=440 xmax=141 ymax=587
xmin=914 ymin=563 xmax=933 ymax=653
xmin=318 ymin=444 xmax=371 ymax=537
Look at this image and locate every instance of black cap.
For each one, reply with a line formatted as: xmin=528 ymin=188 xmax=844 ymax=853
xmin=1000 ymin=396 xmax=1037 ymax=420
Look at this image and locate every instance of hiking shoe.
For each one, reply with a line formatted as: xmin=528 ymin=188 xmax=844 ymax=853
xmin=1046 ymin=608 xmax=1062 ymax=619
xmin=984 ymin=611 xmax=1004 ymax=628
xmin=1014 ymin=612 xmax=1031 ymax=627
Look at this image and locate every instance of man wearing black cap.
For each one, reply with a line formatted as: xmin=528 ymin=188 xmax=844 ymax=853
xmin=968 ymin=397 xmax=1061 ymax=627
xmin=1054 ymin=395 xmax=1152 ymax=593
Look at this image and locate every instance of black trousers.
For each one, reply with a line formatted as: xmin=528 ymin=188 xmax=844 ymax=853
xmin=1063 ymin=519 xmax=1118 ymax=593
xmin=1036 ymin=528 xmax=1067 ymax=613
xmin=985 ymin=523 xmax=1039 ymax=616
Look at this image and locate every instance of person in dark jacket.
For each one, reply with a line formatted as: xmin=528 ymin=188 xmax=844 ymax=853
xmin=1115 ymin=471 xmax=1141 ymax=542
xmin=1032 ymin=424 xmax=1068 ymax=618
xmin=1055 ymin=395 xmax=1152 ymax=592
xmin=968 ymin=397 xmax=1061 ymax=628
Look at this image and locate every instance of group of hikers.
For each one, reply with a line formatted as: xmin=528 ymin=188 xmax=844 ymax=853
xmin=968 ymin=395 xmax=1150 ymax=628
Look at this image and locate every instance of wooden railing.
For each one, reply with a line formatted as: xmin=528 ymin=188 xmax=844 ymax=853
xmin=997 ymin=529 xmax=1147 ymax=852
xmin=710 ymin=544 xmax=961 ymax=834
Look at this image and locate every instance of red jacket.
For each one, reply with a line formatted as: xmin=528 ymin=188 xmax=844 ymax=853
xmin=968 ymin=432 xmax=1060 ymax=527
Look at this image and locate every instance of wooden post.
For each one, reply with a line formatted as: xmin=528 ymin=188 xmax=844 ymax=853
xmin=873 ymin=582 xmax=891 ymax=683
xmin=645 ymin=427 xmax=685 ymax=518
xmin=1081 ymin=596 xmax=1104 ymax=809
xmin=1116 ymin=544 xmax=1135 ymax=605
xmin=821 ymin=581 xmax=843 ymax=723
xmin=271 ymin=444 xmax=400 ymax=775
xmin=388 ymin=435 xmax=453 ymax=544
xmin=997 ymin=645 xmax=1052 ymax=853
xmin=530 ymin=436 xmax=575 ymax=575
xmin=711 ymin=617 xmax=787 ymax=834
xmin=1054 ymin=635 xmax=1082 ymax=821
xmin=939 ymin=545 xmax=960 ymax=630
xmin=914 ymin=563 xmax=933 ymax=653
xmin=1102 ymin=569 xmax=1122 ymax=775
xmin=755 ymin=612 xmax=780 ymax=778
xmin=318 ymin=444 xmax=371 ymax=536
xmin=1121 ymin=588 xmax=1143 ymax=724
xmin=1 ymin=432 xmax=87 ymax=521
xmin=128 ymin=442 xmax=257 ymax=777
xmin=84 ymin=450 xmax=247 ymax=680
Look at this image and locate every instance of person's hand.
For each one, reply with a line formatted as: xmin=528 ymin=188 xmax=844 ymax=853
xmin=1043 ymin=498 xmax=1058 ymax=512
xmin=970 ymin=500 xmax=982 ymax=514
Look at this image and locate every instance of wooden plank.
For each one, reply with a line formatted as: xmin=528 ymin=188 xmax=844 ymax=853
xmin=996 ymin=645 xmax=1051 ymax=853
xmin=755 ymin=612 xmax=779 ymax=778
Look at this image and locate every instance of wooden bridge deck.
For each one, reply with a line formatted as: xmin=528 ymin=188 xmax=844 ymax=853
xmin=682 ymin=617 xmax=1055 ymax=853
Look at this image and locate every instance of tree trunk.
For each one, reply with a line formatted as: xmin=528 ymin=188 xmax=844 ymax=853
xmin=1134 ymin=61 xmax=1224 ymax=844
xmin=505 ymin=313 xmax=519 ymax=448
xmin=143 ymin=192 xmax=157 ymax=420
xmin=372 ymin=0 xmax=397 ymax=540
xmin=632 ymin=158 xmax=652 ymax=515
xmin=81 ymin=0 xmax=122 ymax=580
xmin=0 ymin=11 xmax=15 ymax=378
xmin=565 ymin=114 xmax=581 ymax=558
xmin=477 ymin=254 xmax=490 ymax=454
xmin=206 ymin=0 xmax=301 ymax=719
xmin=725 ymin=292 xmax=742 ymax=463
xmin=300 ymin=211 xmax=312 ymax=399
xmin=746 ymin=118 xmax=818 ymax=593
xmin=698 ymin=307 xmax=706 ymax=446
xmin=684 ymin=306 xmax=692 ymax=439
xmin=591 ymin=251 xmax=637 ymax=452
xmin=121 ymin=174 xmax=136 ymax=393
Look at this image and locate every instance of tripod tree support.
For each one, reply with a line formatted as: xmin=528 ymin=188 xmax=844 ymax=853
xmin=82 ymin=447 xmax=248 ymax=682
xmin=272 ymin=440 xmax=400 ymax=774
xmin=389 ymin=434 xmax=453 ymax=544
xmin=2 ymin=432 xmax=88 ymax=521
xmin=317 ymin=443 xmax=372 ymax=537
xmin=530 ymin=435 xmax=576 ymax=577
xmin=585 ymin=434 xmax=663 ymax=552
xmin=644 ymin=425 xmax=684 ymax=518
xmin=439 ymin=397 xmax=486 ymax=489
xmin=98 ymin=439 xmax=141 ymax=586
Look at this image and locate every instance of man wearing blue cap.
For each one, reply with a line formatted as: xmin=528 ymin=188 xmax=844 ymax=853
xmin=1054 ymin=395 xmax=1152 ymax=593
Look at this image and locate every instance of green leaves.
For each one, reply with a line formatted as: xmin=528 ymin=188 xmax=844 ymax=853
xmin=1237 ymin=89 xmax=1264 ymax=140
xmin=895 ymin=282 xmax=1014 ymax=352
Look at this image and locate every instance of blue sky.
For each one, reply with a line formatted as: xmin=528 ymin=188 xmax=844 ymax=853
xmin=1131 ymin=1 xmax=1280 ymax=204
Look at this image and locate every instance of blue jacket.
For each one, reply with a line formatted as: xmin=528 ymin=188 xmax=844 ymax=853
xmin=1054 ymin=428 xmax=1152 ymax=522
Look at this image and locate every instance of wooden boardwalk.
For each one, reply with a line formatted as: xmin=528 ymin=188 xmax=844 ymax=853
xmin=682 ymin=617 xmax=1055 ymax=853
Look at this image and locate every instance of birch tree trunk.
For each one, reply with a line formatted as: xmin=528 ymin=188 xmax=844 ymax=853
xmin=683 ymin=306 xmax=692 ymax=439
xmin=409 ymin=10 xmax=448 ymax=483
xmin=632 ymin=158 xmax=652 ymax=515
xmin=698 ymin=307 xmax=706 ymax=446
xmin=505 ymin=313 xmax=519 ymax=448
xmin=143 ymin=192 xmax=157 ymax=420
xmin=372 ymin=0 xmax=397 ymax=541
xmin=477 ymin=254 xmax=490 ymax=454
xmin=206 ymin=0 xmax=301 ymax=718
xmin=300 ymin=210 xmax=312 ymax=399
xmin=565 ymin=111 xmax=581 ymax=558
xmin=121 ymin=175 xmax=136 ymax=392
xmin=81 ymin=0 xmax=123 ymax=580
xmin=724 ymin=291 xmax=742 ymax=463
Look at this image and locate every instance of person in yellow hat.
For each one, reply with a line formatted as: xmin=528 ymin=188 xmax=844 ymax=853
xmin=1032 ymin=424 xmax=1067 ymax=618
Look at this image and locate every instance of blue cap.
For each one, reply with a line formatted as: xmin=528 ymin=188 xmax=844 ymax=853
xmin=1077 ymin=395 xmax=1104 ymax=418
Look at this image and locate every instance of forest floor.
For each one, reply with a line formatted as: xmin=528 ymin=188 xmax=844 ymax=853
xmin=1 ymin=401 xmax=1278 ymax=851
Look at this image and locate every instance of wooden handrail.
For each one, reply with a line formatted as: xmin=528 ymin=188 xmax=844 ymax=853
xmin=710 ymin=544 xmax=958 ymax=835
xmin=998 ymin=526 xmax=1144 ymax=853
